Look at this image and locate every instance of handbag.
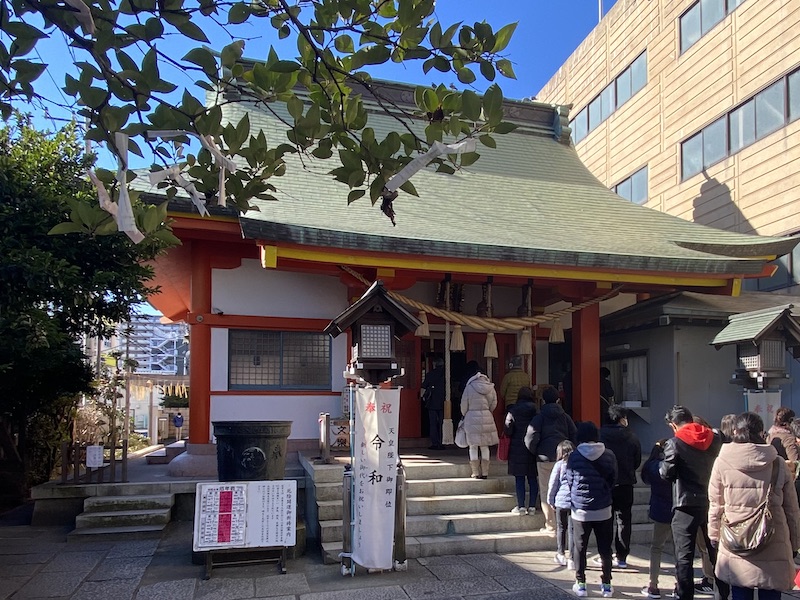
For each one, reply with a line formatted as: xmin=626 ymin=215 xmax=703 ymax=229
xmin=455 ymin=418 xmax=468 ymax=448
xmin=498 ymin=433 xmax=510 ymax=461
xmin=720 ymin=458 xmax=780 ymax=556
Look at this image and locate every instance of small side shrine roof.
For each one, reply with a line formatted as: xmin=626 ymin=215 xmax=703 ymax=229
xmin=324 ymin=280 xmax=421 ymax=339
xmin=711 ymin=304 xmax=800 ymax=348
xmin=236 ymin=82 xmax=798 ymax=278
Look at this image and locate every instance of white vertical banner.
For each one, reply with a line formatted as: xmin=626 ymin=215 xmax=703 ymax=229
xmin=744 ymin=389 xmax=782 ymax=428
xmin=351 ymin=387 xmax=401 ymax=570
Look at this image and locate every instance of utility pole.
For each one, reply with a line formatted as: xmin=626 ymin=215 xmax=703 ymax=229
xmin=598 ymin=0 xmax=603 ymax=24
xmin=124 ymin=325 xmax=131 ymax=443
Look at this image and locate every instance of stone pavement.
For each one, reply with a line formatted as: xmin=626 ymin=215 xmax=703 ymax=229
xmin=2 ymin=521 xmax=799 ymax=600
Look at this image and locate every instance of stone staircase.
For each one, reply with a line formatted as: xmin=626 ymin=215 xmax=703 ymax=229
xmin=303 ymin=452 xmax=653 ymax=564
xmin=144 ymin=440 xmax=187 ymax=465
xmin=68 ymin=493 xmax=174 ymax=541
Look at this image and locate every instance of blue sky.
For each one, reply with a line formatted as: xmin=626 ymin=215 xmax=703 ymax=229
xmin=30 ymin=0 xmax=616 ymax=130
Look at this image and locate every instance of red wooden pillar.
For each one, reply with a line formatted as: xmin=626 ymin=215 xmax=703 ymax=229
xmin=572 ymin=303 xmax=601 ymax=425
xmin=189 ymin=242 xmax=212 ymax=444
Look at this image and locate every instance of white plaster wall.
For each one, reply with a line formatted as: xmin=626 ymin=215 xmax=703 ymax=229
xmin=212 ymin=259 xmax=350 ymax=318
xmin=210 ymin=394 xmax=344 ymax=439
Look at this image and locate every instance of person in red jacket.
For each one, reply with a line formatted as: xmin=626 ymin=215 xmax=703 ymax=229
xmin=659 ymin=405 xmax=726 ymax=600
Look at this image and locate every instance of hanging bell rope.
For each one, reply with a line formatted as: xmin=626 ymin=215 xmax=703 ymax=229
xmin=549 ymin=318 xmax=566 ymax=344
xmin=340 ymin=265 xmax=623 ymax=331
xmin=518 ymin=328 xmax=533 ymax=355
xmin=484 ymin=331 xmax=498 ymax=358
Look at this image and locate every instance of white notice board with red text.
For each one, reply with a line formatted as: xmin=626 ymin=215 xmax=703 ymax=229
xmin=192 ymin=480 xmax=296 ymax=552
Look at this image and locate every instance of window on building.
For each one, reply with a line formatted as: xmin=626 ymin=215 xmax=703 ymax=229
xmin=681 ymin=66 xmax=800 ymax=181
xmin=701 ymin=0 xmax=725 ymax=34
xmin=790 ymin=70 xmax=800 ymax=122
xmin=680 ymin=0 xmax=748 ymax=54
xmin=729 ymin=100 xmax=755 ymax=153
xmin=703 ymin=117 xmax=727 ymax=166
xmin=601 ymin=354 xmax=649 ymax=407
xmin=755 ymin=79 xmax=786 ymax=139
xmin=614 ymin=166 xmax=648 ymax=204
xmin=572 ymin=107 xmax=588 ymax=143
xmin=570 ymin=51 xmax=647 ymax=144
xmin=228 ymin=329 xmax=331 ymax=390
xmin=680 ymin=3 xmax=702 ymax=54
xmin=682 ymin=132 xmax=704 ymax=180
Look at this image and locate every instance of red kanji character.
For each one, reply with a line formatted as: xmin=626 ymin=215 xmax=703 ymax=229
xmin=366 ymin=401 xmax=376 ymax=412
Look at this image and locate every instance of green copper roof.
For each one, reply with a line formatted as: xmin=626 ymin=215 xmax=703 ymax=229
xmin=217 ymin=87 xmax=800 ymax=275
xmin=711 ymin=304 xmax=800 ymax=347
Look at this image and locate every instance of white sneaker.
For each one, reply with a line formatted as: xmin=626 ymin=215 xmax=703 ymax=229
xmin=554 ymin=553 xmax=567 ymax=566
xmin=568 ymin=559 xmax=575 ymax=570
xmin=573 ymin=582 xmax=588 ymax=597
xmin=511 ymin=506 xmax=524 ymax=515
xmin=539 ymin=525 xmax=556 ymax=534
xmin=600 ymin=583 xmax=614 ymax=598
xmin=526 ymin=507 xmax=535 ymax=515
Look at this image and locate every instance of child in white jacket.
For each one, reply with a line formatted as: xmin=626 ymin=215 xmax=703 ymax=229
xmin=548 ymin=439 xmax=576 ymax=568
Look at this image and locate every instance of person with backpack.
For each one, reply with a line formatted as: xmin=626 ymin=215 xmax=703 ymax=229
xmin=525 ymin=386 xmax=577 ymax=532
xmin=708 ymin=412 xmax=799 ymax=600
xmin=564 ymin=421 xmax=617 ymax=598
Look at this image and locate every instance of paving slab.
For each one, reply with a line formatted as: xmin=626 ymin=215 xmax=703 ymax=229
xmin=12 ymin=571 xmax=84 ymax=598
xmin=254 ymin=573 xmax=310 ymax=596
xmin=0 ymin=576 xmax=29 ymax=599
xmin=402 ymin=576 xmax=508 ymax=598
xmin=299 ymin=585 xmax=409 ymax=600
xmin=72 ymin=578 xmax=139 ymax=600
xmin=40 ymin=550 xmax=105 ymax=574
xmin=107 ymin=539 xmax=160 ymax=558
xmin=87 ymin=556 xmax=152 ymax=581
xmin=134 ymin=578 xmax=197 ymax=600
xmin=194 ymin=576 xmax=255 ymax=600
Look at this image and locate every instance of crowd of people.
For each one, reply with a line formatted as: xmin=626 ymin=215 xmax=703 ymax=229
xmin=448 ymin=358 xmax=800 ymax=600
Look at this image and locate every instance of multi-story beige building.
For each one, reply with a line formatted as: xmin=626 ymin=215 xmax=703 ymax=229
xmin=537 ymin=0 xmax=800 ymax=292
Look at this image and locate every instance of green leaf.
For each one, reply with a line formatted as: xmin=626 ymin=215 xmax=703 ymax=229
xmin=183 ymin=47 xmax=218 ymax=77
xmin=497 ymin=58 xmax=516 ymax=79
xmin=482 ymin=83 xmax=503 ymax=125
xmin=48 ymin=222 xmax=86 ymax=235
xmin=459 ymin=152 xmax=480 ymax=167
xmin=347 ymin=189 xmax=366 ymax=204
xmin=479 ymin=134 xmax=496 ymax=148
xmin=492 ymin=22 xmax=518 ymax=53
xmin=287 ymin=95 xmax=303 ymax=120
xmin=461 ymin=90 xmax=481 ymax=120
xmin=456 ymin=67 xmax=476 ymax=84
xmin=334 ymin=34 xmax=354 ymax=54
xmin=492 ymin=121 xmax=518 ymax=134
xmin=270 ymin=60 xmax=301 ymax=73
xmin=423 ymin=88 xmax=438 ymax=113
xmin=479 ymin=60 xmax=495 ymax=82
xmin=399 ymin=179 xmax=419 ymax=197
xmin=176 ymin=20 xmax=209 ymax=42
xmin=228 ymin=3 xmax=251 ymax=24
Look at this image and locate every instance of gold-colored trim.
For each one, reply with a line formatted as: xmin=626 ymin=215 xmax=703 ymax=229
xmin=274 ymin=246 xmax=729 ymax=288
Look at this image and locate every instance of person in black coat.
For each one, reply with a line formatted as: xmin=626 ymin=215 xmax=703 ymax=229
xmin=504 ymin=386 xmax=538 ymax=515
xmin=598 ymin=405 xmax=641 ymax=568
xmin=420 ymin=357 xmax=446 ymax=450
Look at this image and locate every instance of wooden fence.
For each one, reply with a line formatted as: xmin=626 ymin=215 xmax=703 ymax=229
xmin=60 ymin=441 xmax=128 ymax=484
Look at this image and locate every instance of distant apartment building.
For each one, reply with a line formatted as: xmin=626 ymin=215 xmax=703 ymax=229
xmin=86 ymin=314 xmax=189 ymax=376
xmin=536 ymin=0 xmax=800 ymax=293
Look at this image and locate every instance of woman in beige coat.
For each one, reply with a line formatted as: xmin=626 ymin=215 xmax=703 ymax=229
xmin=708 ymin=411 xmax=800 ymax=600
xmin=460 ymin=360 xmax=499 ymax=479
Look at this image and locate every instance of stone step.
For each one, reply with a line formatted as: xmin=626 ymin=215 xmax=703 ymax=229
xmin=320 ymin=510 xmax=546 ymax=543
xmin=321 ymin=523 xmax=656 ymax=564
xmin=75 ymin=508 xmax=172 ymax=529
xmin=68 ymin=524 xmax=166 ymax=542
xmin=83 ymin=494 xmax=174 ymax=513
xmin=408 ymin=493 xmax=516 ymax=516
xmin=407 ymin=476 xmax=515 ymax=496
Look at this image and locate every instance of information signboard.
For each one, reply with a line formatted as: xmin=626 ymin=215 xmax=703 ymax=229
xmin=86 ymin=445 xmax=104 ymax=469
xmin=192 ymin=480 xmax=297 ymax=552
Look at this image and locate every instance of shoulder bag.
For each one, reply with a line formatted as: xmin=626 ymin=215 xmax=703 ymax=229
xmin=720 ymin=458 xmax=781 ymax=556
xmin=455 ymin=418 xmax=468 ymax=448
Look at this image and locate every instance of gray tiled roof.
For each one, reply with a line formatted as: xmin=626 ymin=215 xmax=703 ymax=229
xmin=235 ymin=97 xmax=797 ymax=276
